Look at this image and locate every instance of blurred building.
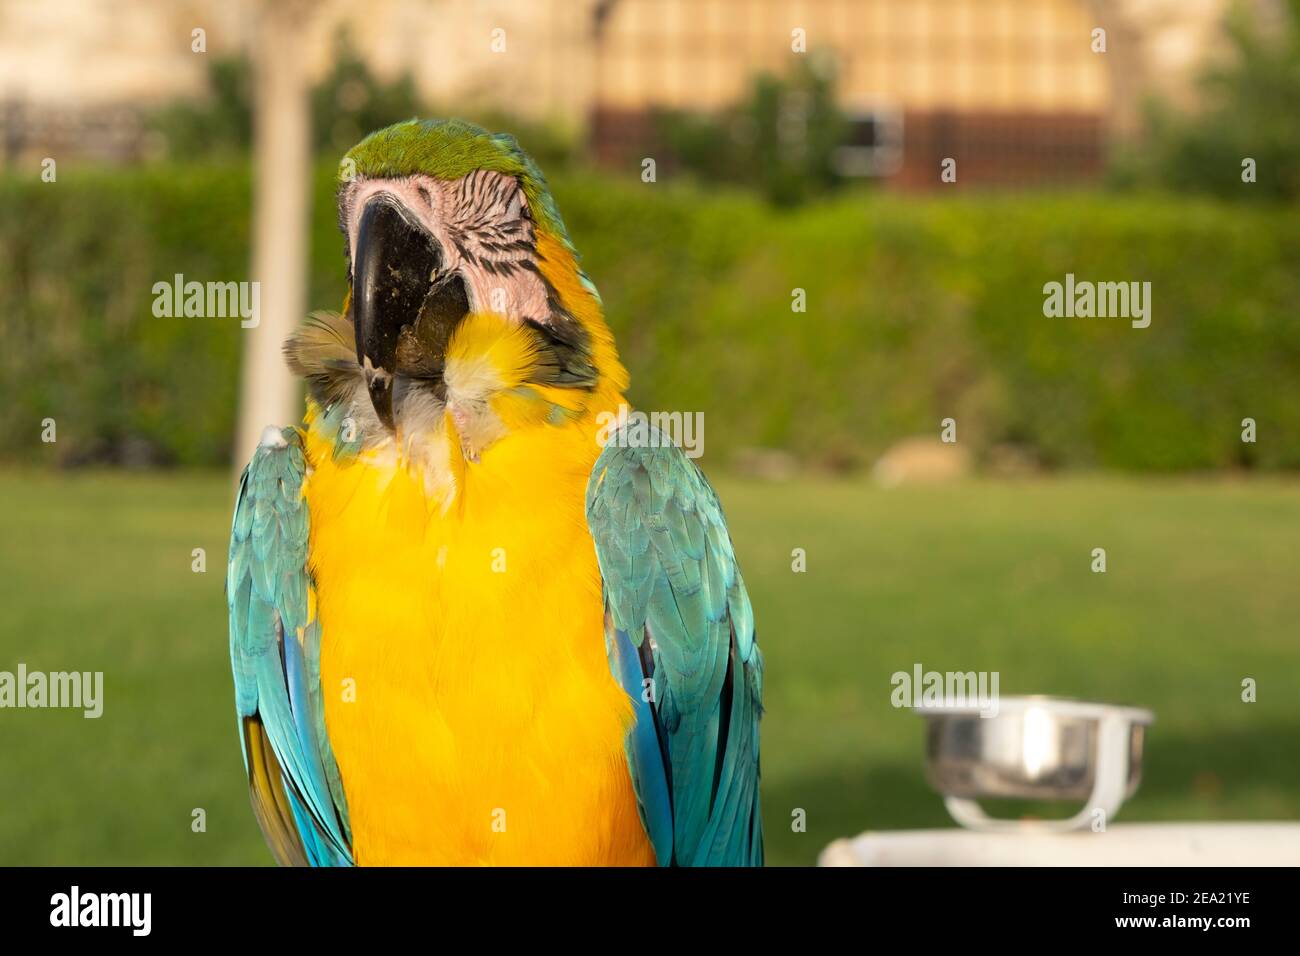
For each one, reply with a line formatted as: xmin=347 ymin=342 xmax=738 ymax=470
xmin=591 ymin=0 xmax=1117 ymax=188
xmin=0 ymin=0 xmax=1273 ymax=187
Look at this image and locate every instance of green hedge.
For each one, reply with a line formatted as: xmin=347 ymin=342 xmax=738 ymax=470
xmin=2 ymin=163 xmax=1298 ymax=471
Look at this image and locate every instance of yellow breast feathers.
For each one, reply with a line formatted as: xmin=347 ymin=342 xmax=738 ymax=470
xmin=301 ymin=312 xmax=653 ymax=866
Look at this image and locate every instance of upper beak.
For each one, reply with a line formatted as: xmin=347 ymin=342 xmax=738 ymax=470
xmin=352 ymin=194 xmax=443 ymax=429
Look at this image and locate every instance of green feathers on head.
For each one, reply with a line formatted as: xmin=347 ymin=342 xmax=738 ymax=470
xmin=342 ymin=118 xmax=574 ymax=252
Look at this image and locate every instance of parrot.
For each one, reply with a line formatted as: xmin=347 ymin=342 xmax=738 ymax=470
xmin=226 ymin=119 xmax=763 ymax=866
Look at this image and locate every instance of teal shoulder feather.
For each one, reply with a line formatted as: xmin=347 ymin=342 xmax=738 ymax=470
xmin=228 ymin=427 xmax=352 ymax=866
xmin=586 ymin=427 xmax=764 ymax=866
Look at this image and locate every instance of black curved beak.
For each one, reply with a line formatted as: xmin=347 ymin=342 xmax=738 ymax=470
xmin=352 ymin=195 xmax=443 ymax=429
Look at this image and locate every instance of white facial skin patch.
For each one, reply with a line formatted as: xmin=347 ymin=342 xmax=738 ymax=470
xmin=340 ymin=171 xmax=553 ymax=328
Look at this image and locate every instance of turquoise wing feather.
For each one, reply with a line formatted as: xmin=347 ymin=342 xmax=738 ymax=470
xmin=227 ymin=426 xmax=352 ymax=867
xmin=586 ymin=428 xmax=764 ymax=866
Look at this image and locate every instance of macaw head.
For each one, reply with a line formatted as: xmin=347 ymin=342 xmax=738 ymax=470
xmin=289 ymin=118 xmax=627 ymax=473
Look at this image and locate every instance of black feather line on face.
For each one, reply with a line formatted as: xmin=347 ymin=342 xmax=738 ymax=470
xmin=529 ymin=268 xmax=574 ymax=326
xmin=529 ymin=271 xmax=597 ymax=389
xmin=523 ymin=316 xmax=597 ymax=390
xmin=479 ymin=239 xmax=533 ymax=256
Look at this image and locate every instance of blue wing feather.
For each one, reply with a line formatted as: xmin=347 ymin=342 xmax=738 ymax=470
xmin=607 ymin=623 xmax=675 ymax=865
xmin=228 ymin=427 xmax=353 ymax=866
xmin=586 ymin=426 xmax=763 ymax=866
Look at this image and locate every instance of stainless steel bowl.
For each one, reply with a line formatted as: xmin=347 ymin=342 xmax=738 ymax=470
xmin=919 ymin=696 xmax=1153 ymax=802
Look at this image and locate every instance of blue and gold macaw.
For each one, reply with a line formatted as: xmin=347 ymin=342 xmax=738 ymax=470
xmin=227 ymin=119 xmax=763 ymax=866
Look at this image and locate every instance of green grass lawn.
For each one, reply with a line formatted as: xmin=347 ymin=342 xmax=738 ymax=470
xmin=0 ymin=469 xmax=1296 ymax=865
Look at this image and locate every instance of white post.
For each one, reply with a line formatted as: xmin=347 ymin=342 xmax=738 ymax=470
xmin=233 ymin=0 xmax=316 ymax=471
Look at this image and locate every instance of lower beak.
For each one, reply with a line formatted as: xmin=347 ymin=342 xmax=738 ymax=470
xmin=352 ymin=195 xmax=442 ymax=429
